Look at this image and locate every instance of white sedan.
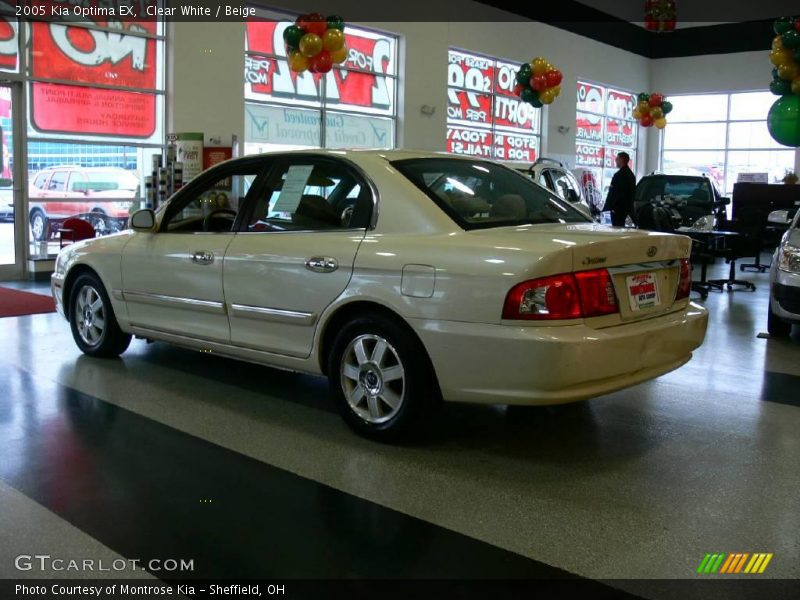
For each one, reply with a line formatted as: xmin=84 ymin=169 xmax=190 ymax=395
xmin=52 ymin=150 xmax=708 ymax=440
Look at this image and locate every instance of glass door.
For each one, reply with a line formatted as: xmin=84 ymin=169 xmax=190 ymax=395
xmin=0 ymin=83 xmax=22 ymax=280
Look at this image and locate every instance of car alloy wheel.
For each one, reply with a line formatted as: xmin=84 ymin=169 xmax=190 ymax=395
xmin=340 ymin=334 xmax=406 ymax=424
xmin=31 ymin=212 xmax=45 ymax=241
xmin=74 ymin=284 xmax=107 ymax=347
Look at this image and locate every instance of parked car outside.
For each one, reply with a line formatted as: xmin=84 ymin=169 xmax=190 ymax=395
xmin=768 ymin=207 xmax=800 ymax=337
xmin=29 ymin=166 xmax=139 ymax=240
xmin=52 ymin=150 xmax=708 ymax=441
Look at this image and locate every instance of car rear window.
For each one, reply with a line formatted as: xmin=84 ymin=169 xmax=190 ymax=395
xmin=392 ymin=158 xmax=590 ymax=230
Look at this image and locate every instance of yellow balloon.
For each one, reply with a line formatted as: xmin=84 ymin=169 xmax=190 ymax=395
xmin=545 ymin=62 xmax=555 ymax=72
xmin=772 ymin=35 xmax=784 ymax=50
xmin=637 ymin=100 xmax=650 ymax=113
xmin=778 ymin=62 xmax=799 ymax=81
xmin=531 ymin=57 xmax=548 ymax=76
xmin=552 ymin=85 xmax=561 ymax=97
xmin=793 ymin=77 xmax=800 ymax=95
xmin=632 ymin=108 xmax=642 ymax=120
xmin=322 ymin=28 xmax=345 ymax=52
xmin=770 ymin=48 xmax=791 ymax=67
xmin=540 ymin=89 xmax=556 ymax=104
xmin=650 ymin=106 xmax=664 ymax=119
xmin=299 ymin=33 xmax=323 ymax=58
xmin=288 ymin=51 xmax=309 ymax=72
xmin=331 ymin=46 xmax=348 ymax=65
xmin=654 ymin=118 xmax=667 ymax=129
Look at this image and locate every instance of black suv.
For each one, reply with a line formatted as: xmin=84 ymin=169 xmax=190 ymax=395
xmin=634 ymin=173 xmax=729 ymax=230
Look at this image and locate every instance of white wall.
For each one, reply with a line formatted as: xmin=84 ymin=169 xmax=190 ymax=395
xmin=167 ymin=3 xmax=651 ymax=173
xmin=648 ymin=51 xmax=800 ymax=174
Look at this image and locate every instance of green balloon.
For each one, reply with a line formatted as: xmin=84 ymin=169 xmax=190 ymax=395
xmin=282 ymin=25 xmax=304 ymax=49
xmin=770 ymin=78 xmax=793 ymax=95
xmin=794 ymin=48 xmax=800 ymax=63
xmin=774 ymin=17 xmax=793 ymax=35
xmin=661 ymin=100 xmax=673 ymax=114
xmin=521 ymin=87 xmax=538 ymax=104
xmin=781 ymin=29 xmax=800 ymax=49
xmin=516 ymin=63 xmax=532 ymax=85
xmin=327 ymin=15 xmax=345 ymax=31
xmin=529 ymin=95 xmax=544 ymax=109
xmin=638 ymin=92 xmax=650 ymax=102
xmin=768 ymin=95 xmax=800 ymax=146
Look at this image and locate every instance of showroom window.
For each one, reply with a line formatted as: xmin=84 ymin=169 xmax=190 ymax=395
xmin=575 ymin=80 xmax=638 ymax=196
xmin=446 ymin=49 xmax=541 ymax=163
xmin=660 ymin=91 xmax=796 ymax=194
xmin=0 ymin=12 xmax=166 ymax=253
xmin=244 ymin=10 xmax=398 ymax=153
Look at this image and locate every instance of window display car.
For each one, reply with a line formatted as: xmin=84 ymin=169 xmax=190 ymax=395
xmin=29 ymin=167 xmax=139 ymax=241
xmin=634 ymin=173 xmax=729 ymax=230
xmin=51 ymin=151 xmax=708 ymax=441
xmin=516 ymin=158 xmax=597 ymax=218
xmin=768 ymin=208 xmax=800 ymax=337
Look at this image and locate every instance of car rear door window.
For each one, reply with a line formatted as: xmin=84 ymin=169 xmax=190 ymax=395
xmin=243 ymin=161 xmax=373 ymax=232
xmin=48 ymin=172 xmax=67 ymax=191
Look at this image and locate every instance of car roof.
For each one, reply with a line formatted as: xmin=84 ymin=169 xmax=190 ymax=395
xmin=246 ymin=149 xmax=500 ymax=163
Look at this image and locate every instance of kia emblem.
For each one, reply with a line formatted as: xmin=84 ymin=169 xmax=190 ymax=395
xmin=647 ymin=246 xmax=657 ymax=258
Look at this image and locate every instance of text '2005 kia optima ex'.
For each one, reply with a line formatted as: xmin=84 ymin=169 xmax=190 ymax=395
xmin=52 ymin=150 xmax=708 ymax=441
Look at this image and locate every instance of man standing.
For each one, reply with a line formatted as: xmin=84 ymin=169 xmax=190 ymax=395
xmin=603 ymin=152 xmax=636 ymax=227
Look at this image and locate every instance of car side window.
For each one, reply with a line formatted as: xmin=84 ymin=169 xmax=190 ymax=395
xmin=68 ymin=173 xmax=86 ymax=193
xmin=33 ymin=173 xmax=49 ymax=190
xmin=550 ymin=170 xmax=580 ymax=202
xmin=161 ymin=165 xmax=263 ymax=233
xmin=48 ymin=172 xmax=67 ymax=191
xmin=537 ymin=170 xmax=550 ymax=189
xmin=244 ymin=161 xmax=372 ymax=232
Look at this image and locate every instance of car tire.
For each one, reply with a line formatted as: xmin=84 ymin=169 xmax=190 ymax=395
xmin=69 ymin=273 xmax=132 ymax=358
xmin=767 ymin=304 xmax=791 ymax=337
xmin=328 ymin=313 xmax=440 ymax=442
xmin=30 ymin=209 xmax=48 ymax=242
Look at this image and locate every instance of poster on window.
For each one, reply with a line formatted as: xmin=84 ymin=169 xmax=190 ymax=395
xmin=576 ymin=111 xmax=603 ymax=144
xmin=245 ymin=21 xmax=395 ymax=116
xmin=604 ymin=147 xmax=634 ymax=169
xmin=31 ymin=83 xmax=156 ymax=138
xmin=0 ymin=17 xmax=18 ymax=71
xmin=447 ymin=88 xmax=493 ymax=126
xmin=606 ymin=89 xmax=637 ymax=121
xmin=577 ymin=81 xmax=604 ymax=114
xmin=446 ymin=126 xmax=494 ymax=158
xmin=605 ymin=118 xmax=636 ymax=148
xmin=493 ymin=132 xmax=538 ymax=162
xmin=575 ymin=143 xmax=605 ymax=168
xmin=29 ymin=18 xmax=158 ymax=138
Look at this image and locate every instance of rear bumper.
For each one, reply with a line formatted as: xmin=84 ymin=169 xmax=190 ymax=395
xmin=412 ymin=303 xmax=708 ymax=405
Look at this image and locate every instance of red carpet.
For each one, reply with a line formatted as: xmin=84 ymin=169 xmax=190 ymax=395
xmin=0 ymin=286 xmax=56 ymax=317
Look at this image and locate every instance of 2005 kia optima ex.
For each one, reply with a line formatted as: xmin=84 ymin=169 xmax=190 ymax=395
xmin=52 ymin=150 xmax=708 ymax=441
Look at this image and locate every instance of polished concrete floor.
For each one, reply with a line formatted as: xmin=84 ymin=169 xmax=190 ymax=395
xmin=0 ymin=262 xmax=798 ymax=598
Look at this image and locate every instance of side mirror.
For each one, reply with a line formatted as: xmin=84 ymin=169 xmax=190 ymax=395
xmin=767 ymin=209 xmax=791 ymax=225
xmin=718 ymin=197 xmax=731 ymax=206
xmin=130 ymin=209 xmax=156 ymax=232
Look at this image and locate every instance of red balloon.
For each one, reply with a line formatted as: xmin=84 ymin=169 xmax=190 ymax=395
xmin=641 ymin=114 xmax=654 ymax=127
xmin=795 ymin=18 xmax=800 ymax=33
xmin=530 ymin=74 xmax=548 ymax=91
xmin=545 ymin=70 xmax=562 ymax=87
xmin=298 ymin=12 xmax=326 ymax=36
xmin=309 ymin=50 xmax=333 ymax=73
xmin=648 ymin=93 xmax=664 ymax=107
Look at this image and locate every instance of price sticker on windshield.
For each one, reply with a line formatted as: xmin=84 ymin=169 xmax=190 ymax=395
xmin=626 ymin=272 xmax=660 ymax=311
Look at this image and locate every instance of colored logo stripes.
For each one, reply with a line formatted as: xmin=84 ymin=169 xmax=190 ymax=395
xmin=697 ymin=553 xmax=773 ymax=575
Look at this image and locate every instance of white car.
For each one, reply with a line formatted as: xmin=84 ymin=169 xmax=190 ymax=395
xmin=52 ymin=150 xmax=708 ymax=440
xmin=768 ymin=208 xmax=800 ymax=337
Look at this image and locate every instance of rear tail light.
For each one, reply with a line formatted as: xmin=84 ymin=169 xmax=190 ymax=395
xmin=503 ymin=269 xmax=619 ymax=321
xmin=675 ymin=258 xmax=691 ymax=300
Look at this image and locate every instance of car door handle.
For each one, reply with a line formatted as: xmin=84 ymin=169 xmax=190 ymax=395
xmin=305 ymin=256 xmax=338 ymax=273
xmin=191 ymin=251 xmax=214 ymax=265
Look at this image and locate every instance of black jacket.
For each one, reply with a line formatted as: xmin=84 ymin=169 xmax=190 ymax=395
xmin=603 ymin=166 xmax=636 ymax=214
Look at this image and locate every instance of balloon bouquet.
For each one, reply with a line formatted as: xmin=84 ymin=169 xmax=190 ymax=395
xmin=513 ymin=57 xmax=563 ymax=107
xmin=632 ymin=93 xmax=672 ymax=130
xmin=282 ymin=13 xmax=348 ymax=74
xmin=768 ymin=16 xmax=800 ymax=147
